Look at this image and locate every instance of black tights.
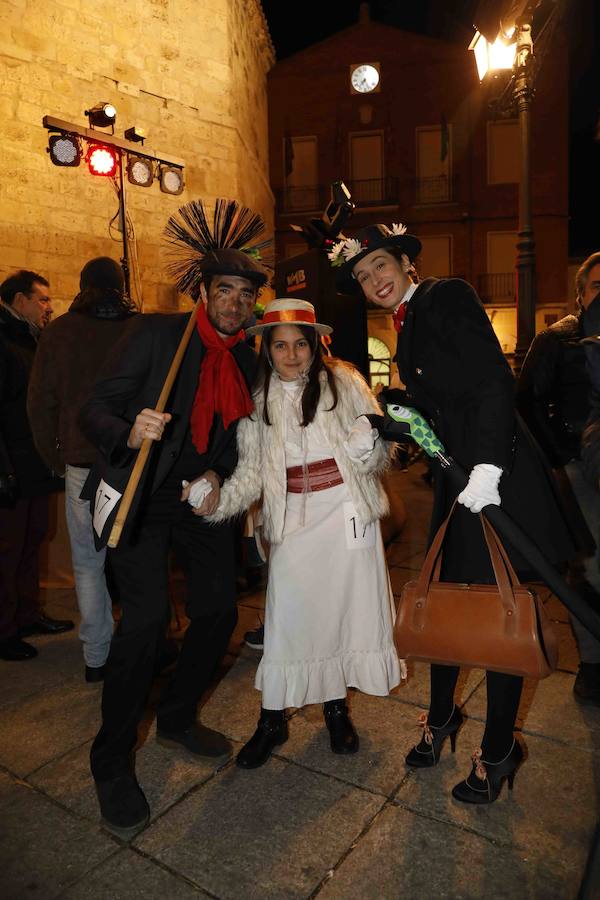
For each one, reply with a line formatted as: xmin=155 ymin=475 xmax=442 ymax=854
xmin=429 ymin=663 xmax=523 ymax=761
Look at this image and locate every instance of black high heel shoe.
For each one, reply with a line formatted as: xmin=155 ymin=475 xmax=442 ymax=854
xmin=451 ymin=738 xmax=524 ymax=804
xmin=405 ymin=705 xmax=463 ymax=768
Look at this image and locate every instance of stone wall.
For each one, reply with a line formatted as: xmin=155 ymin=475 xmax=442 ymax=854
xmin=0 ymin=0 xmax=274 ymax=314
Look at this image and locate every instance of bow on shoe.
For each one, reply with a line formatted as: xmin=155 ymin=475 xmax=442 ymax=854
xmin=418 ymin=712 xmax=433 ymax=746
xmin=472 ymin=747 xmax=487 ymax=781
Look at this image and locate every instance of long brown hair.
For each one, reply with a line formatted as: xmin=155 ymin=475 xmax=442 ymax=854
xmin=256 ymin=324 xmax=338 ymax=426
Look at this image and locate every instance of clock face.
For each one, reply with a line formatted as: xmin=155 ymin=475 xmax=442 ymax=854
xmin=351 ymin=64 xmax=380 ymax=93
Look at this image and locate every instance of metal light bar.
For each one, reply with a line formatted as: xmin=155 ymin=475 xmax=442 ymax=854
xmin=42 ymin=116 xmax=184 ymax=169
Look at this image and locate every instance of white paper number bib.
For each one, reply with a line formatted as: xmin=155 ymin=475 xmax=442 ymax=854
xmin=343 ymin=501 xmax=375 ymax=550
xmin=93 ymin=479 xmax=122 ymax=538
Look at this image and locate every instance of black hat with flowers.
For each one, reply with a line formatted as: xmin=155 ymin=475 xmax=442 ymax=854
xmin=328 ymin=224 xmax=421 ymax=294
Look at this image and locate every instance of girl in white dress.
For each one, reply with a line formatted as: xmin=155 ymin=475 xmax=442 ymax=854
xmin=208 ymin=298 xmax=403 ymax=768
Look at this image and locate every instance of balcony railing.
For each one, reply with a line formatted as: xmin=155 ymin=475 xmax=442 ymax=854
xmin=478 ymin=272 xmax=516 ymax=304
xmin=276 ymin=175 xmax=459 ymax=213
xmin=415 ymin=175 xmax=454 ymax=205
xmin=276 ymin=177 xmax=400 ymax=213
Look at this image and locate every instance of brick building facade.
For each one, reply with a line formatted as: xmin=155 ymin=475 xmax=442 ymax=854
xmin=268 ymin=6 xmax=569 ymax=373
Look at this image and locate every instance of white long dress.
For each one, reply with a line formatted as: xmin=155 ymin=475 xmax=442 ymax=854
xmin=256 ymin=378 xmax=402 ymax=709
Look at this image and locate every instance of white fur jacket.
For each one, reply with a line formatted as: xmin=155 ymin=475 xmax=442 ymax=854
xmin=207 ymin=362 xmax=394 ymax=544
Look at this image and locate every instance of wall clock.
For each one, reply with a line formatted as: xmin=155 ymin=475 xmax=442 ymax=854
xmin=350 ymin=63 xmax=380 ymax=94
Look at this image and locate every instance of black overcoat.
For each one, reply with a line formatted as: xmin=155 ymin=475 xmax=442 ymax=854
xmin=396 ymin=277 xmax=575 ymax=581
xmin=0 ymin=306 xmax=63 ymax=498
xmin=78 ymin=311 xmax=257 ymax=547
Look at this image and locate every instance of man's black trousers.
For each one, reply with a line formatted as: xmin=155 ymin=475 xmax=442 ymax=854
xmin=90 ymin=502 xmax=237 ymax=781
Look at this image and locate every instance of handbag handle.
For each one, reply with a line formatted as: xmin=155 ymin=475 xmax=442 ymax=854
xmin=416 ymin=501 xmax=521 ymax=619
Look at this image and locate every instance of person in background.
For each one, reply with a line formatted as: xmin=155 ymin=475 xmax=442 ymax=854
xmin=28 ymin=257 xmax=137 ymax=683
xmin=0 ymin=269 xmax=73 ymax=662
xmin=517 ymin=251 xmax=600 ymax=707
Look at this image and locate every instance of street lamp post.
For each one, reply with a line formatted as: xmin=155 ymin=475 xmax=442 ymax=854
xmin=469 ymin=6 xmax=537 ymax=372
xmin=513 ymin=16 xmax=536 ymax=370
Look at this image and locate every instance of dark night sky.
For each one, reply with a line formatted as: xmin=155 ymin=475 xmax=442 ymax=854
xmin=261 ymin=0 xmax=600 ymax=258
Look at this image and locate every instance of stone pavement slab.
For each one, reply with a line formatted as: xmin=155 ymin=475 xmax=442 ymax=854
xmin=0 ymin=677 xmax=101 ymax=777
xmin=0 ymin=769 xmax=117 ymax=900
xmin=135 ymin=757 xmax=383 ymax=900
xmin=465 ymin=669 xmax=600 ymax=751
xmin=0 ymin=627 xmax=84 ymax=711
xmin=276 ymin=692 xmax=417 ymax=796
xmin=60 ymin=848 xmax=212 ymax=899
xmin=317 ymin=801 xmax=579 ymax=900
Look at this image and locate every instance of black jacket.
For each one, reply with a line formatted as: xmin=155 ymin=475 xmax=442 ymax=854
xmin=28 ymin=295 xmax=138 ymax=473
xmin=516 ymin=311 xmax=588 ymax=467
xmin=78 ymin=312 xmax=257 ymax=547
xmin=0 ymin=305 xmax=63 ymax=499
xmin=396 ymin=277 xmax=575 ymax=581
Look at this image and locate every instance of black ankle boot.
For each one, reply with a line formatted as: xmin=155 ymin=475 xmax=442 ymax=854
xmin=405 ymin=705 xmax=463 ymax=768
xmin=452 ymin=738 xmax=524 ymax=804
xmin=323 ymin=699 xmax=359 ymax=754
xmin=236 ymin=709 xmax=288 ymax=769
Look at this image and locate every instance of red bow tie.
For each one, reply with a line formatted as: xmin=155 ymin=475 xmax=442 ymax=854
xmin=392 ymin=303 xmax=407 ymax=333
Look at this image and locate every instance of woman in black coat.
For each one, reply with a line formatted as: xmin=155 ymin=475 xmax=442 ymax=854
xmin=330 ymin=224 xmax=575 ymax=804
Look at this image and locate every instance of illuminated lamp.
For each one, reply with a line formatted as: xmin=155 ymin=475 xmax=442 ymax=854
xmin=159 ymin=165 xmax=185 ymax=195
xmin=87 ymin=144 xmax=118 ymax=177
xmin=468 ymin=29 xmax=516 ymax=81
xmin=85 ymin=102 xmax=117 ymax=128
xmin=127 ymin=156 xmax=154 ymax=187
xmin=48 ymin=134 xmax=81 ymax=166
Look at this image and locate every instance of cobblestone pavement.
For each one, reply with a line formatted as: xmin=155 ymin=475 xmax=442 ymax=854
xmin=1 ymin=461 xmax=599 ymax=899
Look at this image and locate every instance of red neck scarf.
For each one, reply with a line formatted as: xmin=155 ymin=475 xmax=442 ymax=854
xmin=190 ymin=303 xmax=254 ymax=454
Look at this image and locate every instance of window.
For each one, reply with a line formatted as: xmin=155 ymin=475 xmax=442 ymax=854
xmin=350 ymin=131 xmax=384 ymax=203
xmin=416 ymin=124 xmax=451 ymax=203
xmin=284 ymin=136 xmax=318 ymax=210
xmin=487 ymin=120 xmax=519 ymax=184
xmin=368 ymin=336 xmax=391 ymax=389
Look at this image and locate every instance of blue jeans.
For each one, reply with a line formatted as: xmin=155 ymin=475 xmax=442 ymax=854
xmin=65 ymin=465 xmax=113 ymax=667
xmin=564 ymin=460 xmax=600 ymax=663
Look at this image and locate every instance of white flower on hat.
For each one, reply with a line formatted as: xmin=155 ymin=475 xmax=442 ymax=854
xmin=390 ymin=223 xmax=408 ymax=236
xmin=341 ymin=237 xmax=363 ymax=262
xmin=327 ymin=238 xmax=346 ymax=268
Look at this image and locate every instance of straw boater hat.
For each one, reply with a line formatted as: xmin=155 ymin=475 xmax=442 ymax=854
xmin=328 ymin=223 xmax=422 ymax=295
xmin=246 ymin=298 xmax=333 ymax=336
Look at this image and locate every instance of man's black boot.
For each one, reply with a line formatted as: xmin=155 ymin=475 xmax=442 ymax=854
xmin=95 ymin=773 xmax=150 ymax=839
xmin=156 ymin=722 xmax=232 ymax=761
xmin=324 ymin=699 xmax=359 ymax=754
xmin=236 ymin=708 xmax=288 ymax=769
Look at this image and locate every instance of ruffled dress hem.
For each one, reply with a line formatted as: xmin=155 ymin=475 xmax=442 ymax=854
xmin=255 ymin=645 xmax=404 ymax=710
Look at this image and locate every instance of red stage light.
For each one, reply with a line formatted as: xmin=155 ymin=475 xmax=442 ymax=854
xmin=87 ymin=144 xmax=118 ymax=177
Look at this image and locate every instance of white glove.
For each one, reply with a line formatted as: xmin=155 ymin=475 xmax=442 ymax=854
xmin=182 ymin=478 xmax=213 ymax=509
xmin=457 ymin=463 xmax=502 ymax=514
xmin=343 ymin=415 xmax=379 ymax=462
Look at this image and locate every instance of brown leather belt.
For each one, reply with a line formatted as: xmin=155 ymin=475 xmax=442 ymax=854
xmin=286 ymin=457 xmax=344 ymax=494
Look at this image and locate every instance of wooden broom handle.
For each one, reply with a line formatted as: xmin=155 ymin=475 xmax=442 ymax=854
xmin=107 ymin=303 xmax=200 ymax=548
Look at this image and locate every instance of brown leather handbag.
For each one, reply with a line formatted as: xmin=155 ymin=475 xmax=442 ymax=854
xmin=394 ymin=505 xmax=558 ymax=678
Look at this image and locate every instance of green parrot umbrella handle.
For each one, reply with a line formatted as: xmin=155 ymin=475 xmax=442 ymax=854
xmin=365 ymin=402 xmax=600 ymax=642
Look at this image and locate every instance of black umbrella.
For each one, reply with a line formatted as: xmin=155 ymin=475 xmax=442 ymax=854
xmin=368 ymin=401 xmax=600 ymax=642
